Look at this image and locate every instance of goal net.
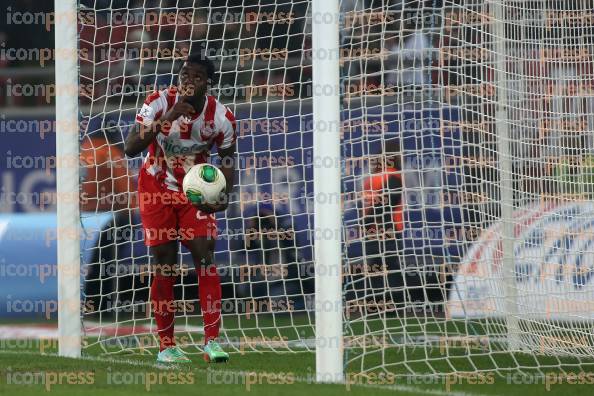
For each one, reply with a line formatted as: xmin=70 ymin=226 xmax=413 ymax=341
xmin=73 ymin=0 xmax=594 ymax=378
xmin=79 ymin=0 xmax=316 ymax=355
xmin=341 ymin=0 xmax=594 ymax=377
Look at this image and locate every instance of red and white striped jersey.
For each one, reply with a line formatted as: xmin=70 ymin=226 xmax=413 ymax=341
xmin=135 ymin=86 xmax=237 ymax=191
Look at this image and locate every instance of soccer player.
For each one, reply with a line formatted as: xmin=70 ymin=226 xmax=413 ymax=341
xmin=124 ymin=52 xmax=236 ymax=364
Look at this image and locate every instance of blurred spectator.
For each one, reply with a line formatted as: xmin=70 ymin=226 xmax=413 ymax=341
xmin=351 ymin=140 xmax=407 ymax=310
xmin=341 ymin=0 xmax=365 ymax=17
xmin=0 ymin=32 xmax=9 ymax=106
xmin=1 ymin=0 xmax=54 ymax=65
xmin=242 ymin=204 xmax=302 ymax=310
xmin=362 ymin=140 xmax=404 ymax=238
xmin=384 ymin=18 xmax=432 ymax=87
xmin=244 ymin=204 xmax=297 ymax=270
xmin=80 ymin=131 xmax=133 ymax=212
xmin=121 ymin=28 xmax=157 ymax=90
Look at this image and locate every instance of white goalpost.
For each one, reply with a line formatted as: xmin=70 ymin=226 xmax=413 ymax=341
xmin=311 ymin=0 xmax=343 ymax=383
xmin=57 ymin=0 xmax=345 ymax=380
xmin=55 ymin=0 xmax=81 ymax=359
xmin=56 ymin=0 xmax=594 ymax=382
xmin=491 ymin=0 xmax=520 ymax=352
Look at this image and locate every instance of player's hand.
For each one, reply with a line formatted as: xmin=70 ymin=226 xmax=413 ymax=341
xmin=163 ymin=101 xmax=196 ymax=122
xmin=194 ymin=192 xmax=229 ymax=214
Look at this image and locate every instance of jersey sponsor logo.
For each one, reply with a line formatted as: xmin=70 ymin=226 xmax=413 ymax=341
xmin=159 ymin=135 xmax=209 ymax=156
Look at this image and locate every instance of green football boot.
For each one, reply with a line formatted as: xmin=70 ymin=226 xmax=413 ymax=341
xmin=156 ymin=346 xmax=191 ymax=364
xmin=203 ymin=340 xmax=229 ymax=363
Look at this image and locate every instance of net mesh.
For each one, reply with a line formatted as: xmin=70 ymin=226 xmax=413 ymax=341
xmin=80 ymin=0 xmax=316 ymax=355
xmin=78 ymin=0 xmax=594 ymax=376
xmin=340 ymin=0 xmax=594 ymax=375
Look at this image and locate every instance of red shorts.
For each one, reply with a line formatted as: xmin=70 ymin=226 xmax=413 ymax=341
xmin=138 ymin=169 xmax=217 ymax=247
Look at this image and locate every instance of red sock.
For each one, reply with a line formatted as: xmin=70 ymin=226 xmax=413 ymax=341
xmin=197 ymin=264 xmax=222 ymax=343
xmin=151 ymin=275 xmax=176 ymax=351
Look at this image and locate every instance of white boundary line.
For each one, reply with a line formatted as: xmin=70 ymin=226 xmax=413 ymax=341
xmin=0 ymin=350 xmax=495 ymax=396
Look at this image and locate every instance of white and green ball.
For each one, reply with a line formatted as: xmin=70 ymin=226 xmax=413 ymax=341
xmin=182 ymin=163 xmax=226 ymax=205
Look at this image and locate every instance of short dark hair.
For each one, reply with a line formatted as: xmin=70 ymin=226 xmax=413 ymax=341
xmin=183 ymin=52 xmax=216 ymax=81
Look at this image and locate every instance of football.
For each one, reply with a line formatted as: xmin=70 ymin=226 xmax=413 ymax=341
xmin=182 ymin=163 xmax=226 ymax=205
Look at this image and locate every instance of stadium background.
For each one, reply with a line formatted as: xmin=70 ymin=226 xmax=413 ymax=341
xmin=1 ymin=0 xmax=462 ymax=319
xmin=3 ymin=1 xmax=594 ymax=395
xmin=2 ymin=0 xmax=592 ymax=338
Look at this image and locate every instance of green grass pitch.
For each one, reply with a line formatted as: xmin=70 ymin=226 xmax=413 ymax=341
xmin=2 ymin=334 xmax=594 ymax=396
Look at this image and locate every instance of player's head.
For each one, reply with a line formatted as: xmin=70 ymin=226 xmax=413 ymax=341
xmin=178 ymin=52 xmax=216 ymax=99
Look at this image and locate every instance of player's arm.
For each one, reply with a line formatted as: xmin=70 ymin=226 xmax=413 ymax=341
xmin=124 ymin=123 xmax=160 ymax=157
xmin=218 ymin=143 xmax=236 ymax=195
xmin=124 ymin=101 xmax=196 ymax=157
